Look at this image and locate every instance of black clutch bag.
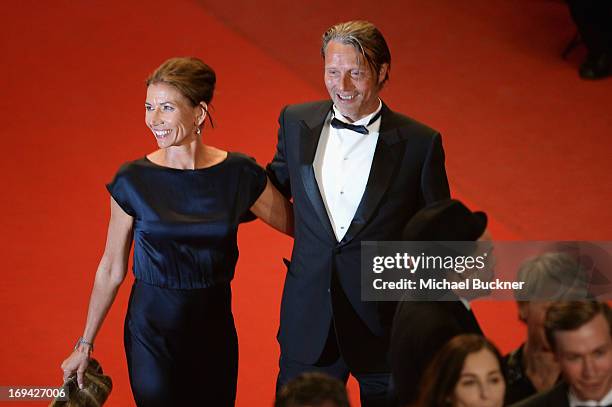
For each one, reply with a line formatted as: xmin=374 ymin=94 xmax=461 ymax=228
xmin=50 ymin=358 xmax=112 ymax=407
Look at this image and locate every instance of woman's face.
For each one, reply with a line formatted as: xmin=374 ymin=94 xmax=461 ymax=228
xmin=145 ymin=82 xmax=204 ymax=149
xmin=520 ymin=301 xmax=553 ymax=351
xmin=452 ymin=348 xmax=505 ymax=407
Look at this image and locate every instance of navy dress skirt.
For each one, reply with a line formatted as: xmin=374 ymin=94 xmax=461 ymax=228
xmin=106 ymin=153 xmax=267 ymax=407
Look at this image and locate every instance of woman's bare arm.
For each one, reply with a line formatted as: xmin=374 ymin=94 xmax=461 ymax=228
xmin=60 ymin=197 xmax=133 ymax=388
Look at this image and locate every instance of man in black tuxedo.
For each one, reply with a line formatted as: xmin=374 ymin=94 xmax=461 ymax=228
xmin=511 ymin=301 xmax=612 ymax=407
xmin=267 ymin=20 xmax=450 ymax=405
xmin=390 ymin=199 xmax=487 ymax=406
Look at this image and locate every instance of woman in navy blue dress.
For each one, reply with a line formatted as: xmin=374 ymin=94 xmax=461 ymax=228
xmin=60 ymin=57 xmax=293 ymax=406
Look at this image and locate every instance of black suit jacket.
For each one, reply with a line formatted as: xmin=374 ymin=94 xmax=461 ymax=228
xmin=390 ymin=297 xmax=483 ymax=405
xmin=510 ymin=382 xmax=570 ymax=407
xmin=267 ymin=100 xmax=450 ymax=371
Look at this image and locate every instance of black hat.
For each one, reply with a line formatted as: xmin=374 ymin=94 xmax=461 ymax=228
xmin=402 ymin=199 xmax=487 ymax=241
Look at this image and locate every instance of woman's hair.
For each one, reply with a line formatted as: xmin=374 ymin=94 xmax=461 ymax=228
xmin=146 ymin=56 xmax=216 ymax=129
xmin=416 ymin=334 xmax=505 ymax=407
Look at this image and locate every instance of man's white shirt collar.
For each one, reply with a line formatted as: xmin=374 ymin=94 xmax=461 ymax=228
xmin=569 ymin=386 xmax=612 ymax=406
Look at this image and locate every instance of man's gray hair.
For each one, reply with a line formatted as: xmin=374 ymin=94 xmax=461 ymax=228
xmin=514 ymin=252 xmax=590 ymax=301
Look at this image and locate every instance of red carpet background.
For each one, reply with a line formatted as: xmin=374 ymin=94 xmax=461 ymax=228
xmin=1 ymin=0 xmax=610 ymax=405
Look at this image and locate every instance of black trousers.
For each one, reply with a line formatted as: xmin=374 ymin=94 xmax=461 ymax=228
xmin=276 ymin=272 xmax=397 ymax=407
xmin=277 ymin=334 xmax=395 ymax=407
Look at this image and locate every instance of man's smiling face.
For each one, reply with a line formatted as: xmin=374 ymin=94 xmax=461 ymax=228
xmin=323 ymin=40 xmax=387 ymax=122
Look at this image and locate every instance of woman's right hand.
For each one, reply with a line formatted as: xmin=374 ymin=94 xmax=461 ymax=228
xmin=60 ymin=347 xmax=90 ymax=389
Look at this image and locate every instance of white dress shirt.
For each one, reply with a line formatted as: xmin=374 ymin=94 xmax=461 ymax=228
xmin=569 ymin=387 xmax=612 ymax=407
xmin=313 ymin=101 xmax=382 ymax=242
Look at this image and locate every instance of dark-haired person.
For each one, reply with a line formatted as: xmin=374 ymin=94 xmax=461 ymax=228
xmin=417 ymin=334 xmax=506 ymax=407
xmin=267 ymin=20 xmax=450 ymax=405
xmin=275 ymin=372 xmax=350 ymax=407
xmin=511 ymin=301 xmax=612 ymax=407
xmin=504 ymin=253 xmax=588 ymax=404
xmin=60 ymin=57 xmax=293 ymax=406
xmin=390 ymin=199 xmax=487 ymax=406
xmin=566 ymin=0 xmax=612 ymax=79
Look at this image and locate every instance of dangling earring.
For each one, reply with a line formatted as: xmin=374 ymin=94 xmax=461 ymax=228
xmin=195 ymin=125 xmax=201 ymax=136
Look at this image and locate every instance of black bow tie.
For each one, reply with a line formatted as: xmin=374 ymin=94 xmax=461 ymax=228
xmin=330 ymin=110 xmax=382 ymax=135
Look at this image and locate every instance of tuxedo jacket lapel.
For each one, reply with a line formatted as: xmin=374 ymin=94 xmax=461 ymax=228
xmin=340 ymin=103 xmax=402 ymax=245
xmin=549 ymin=383 xmax=570 ymax=407
xmin=448 ymin=301 xmax=483 ymax=334
xmin=298 ymin=102 xmax=336 ymax=242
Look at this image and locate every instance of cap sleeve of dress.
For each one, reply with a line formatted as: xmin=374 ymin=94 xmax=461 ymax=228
xmin=236 ymin=154 xmax=267 ymax=223
xmin=106 ymin=163 xmax=137 ymax=217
